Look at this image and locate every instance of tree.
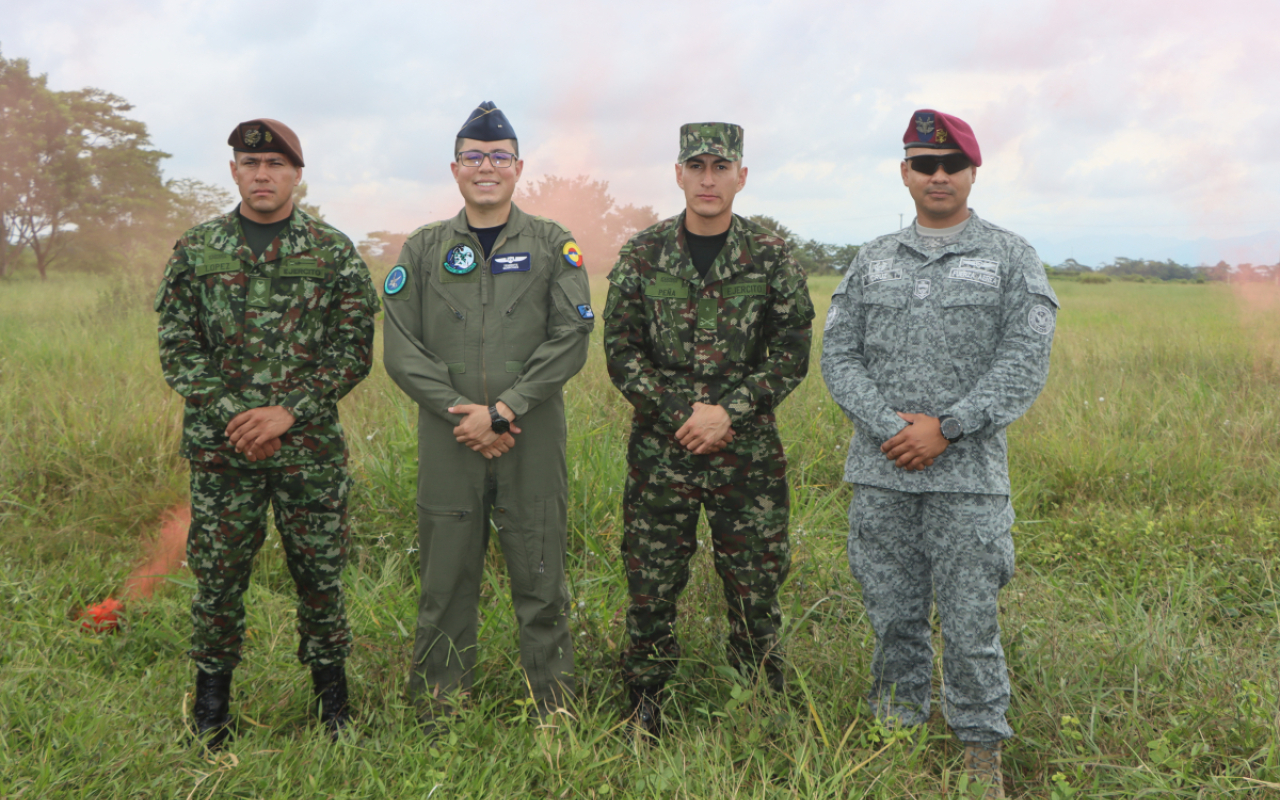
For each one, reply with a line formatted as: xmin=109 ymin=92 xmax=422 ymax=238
xmin=168 ymin=178 xmax=234 ymax=231
xmin=358 ymin=230 xmax=409 ymax=268
xmin=747 ymin=214 xmax=855 ymax=274
xmin=515 ymin=175 xmax=657 ymax=274
xmin=292 ymin=182 xmax=324 ymax=222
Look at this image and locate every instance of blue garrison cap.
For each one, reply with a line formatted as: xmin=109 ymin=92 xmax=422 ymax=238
xmin=457 ymin=101 xmax=517 ymax=142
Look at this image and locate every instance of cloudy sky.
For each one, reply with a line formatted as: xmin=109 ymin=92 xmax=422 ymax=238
xmin=5 ymin=0 xmax=1277 ymax=266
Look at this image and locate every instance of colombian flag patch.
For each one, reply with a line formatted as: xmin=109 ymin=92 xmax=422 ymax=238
xmin=562 ymin=241 xmax=584 ymax=269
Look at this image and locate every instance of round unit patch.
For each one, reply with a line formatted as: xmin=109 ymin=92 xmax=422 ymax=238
xmin=1028 ymin=305 xmax=1055 ymax=336
xmin=384 ymin=265 xmax=408 ymax=295
xmin=562 ymin=241 xmax=584 ymax=268
xmin=443 ymin=245 xmax=478 ymax=275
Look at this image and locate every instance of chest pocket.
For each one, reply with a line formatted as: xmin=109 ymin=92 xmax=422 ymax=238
xmin=196 ymin=249 xmax=246 ymax=347
xmin=644 ymin=275 xmax=691 ymax=367
xmin=940 ymin=278 xmax=1002 ymax=363
xmin=274 ymin=255 xmax=335 ymax=340
xmin=721 ymin=280 xmax=768 ymax=362
xmin=859 ymin=281 xmax=909 ymax=356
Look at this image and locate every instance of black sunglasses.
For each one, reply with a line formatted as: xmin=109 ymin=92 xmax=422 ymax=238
xmin=906 ymin=153 xmax=972 ymax=175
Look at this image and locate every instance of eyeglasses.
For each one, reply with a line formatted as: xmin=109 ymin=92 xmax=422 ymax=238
xmin=905 ymin=153 xmax=972 ymax=175
xmin=457 ymin=150 xmax=517 ymax=168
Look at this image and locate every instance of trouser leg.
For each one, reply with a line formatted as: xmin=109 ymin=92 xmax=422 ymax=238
xmin=926 ymin=493 xmax=1016 ymax=743
xmin=704 ymin=474 xmax=791 ymax=675
xmin=496 ymin=489 xmax=575 ymax=710
xmin=187 ymin=463 xmax=269 ymax=674
xmin=270 ymin=461 xmax=354 ymax=668
xmin=847 ymin=485 xmax=933 ymax=725
xmin=408 ymin=481 xmax=488 ymax=704
xmin=620 ymin=468 xmax=701 ymax=689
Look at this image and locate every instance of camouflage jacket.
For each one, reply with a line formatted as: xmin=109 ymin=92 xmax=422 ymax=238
xmin=155 ymin=206 xmax=378 ymax=467
xmin=821 ymin=211 xmax=1058 ymax=494
xmin=604 ymin=212 xmax=814 ymax=486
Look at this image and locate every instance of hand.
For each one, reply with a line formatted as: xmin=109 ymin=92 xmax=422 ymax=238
xmin=244 ymin=437 xmax=282 ymax=462
xmin=880 ymin=411 xmax=947 ymax=471
xmin=675 ymin=402 xmax=734 ymax=455
xmin=449 ymin=402 xmax=521 ymax=455
xmin=227 ymin=407 xmax=296 ymax=455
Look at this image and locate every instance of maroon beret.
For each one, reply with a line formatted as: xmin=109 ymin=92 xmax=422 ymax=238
xmin=902 ymin=109 xmax=981 ymax=167
xmin=228 ymin=118 xmax=305 ymax=167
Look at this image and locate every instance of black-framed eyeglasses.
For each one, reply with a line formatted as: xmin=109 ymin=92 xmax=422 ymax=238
xmin=457 ymin=150 xmax=517 ymax=168
xmin=905 ymin=153 xmax=972 ymax=175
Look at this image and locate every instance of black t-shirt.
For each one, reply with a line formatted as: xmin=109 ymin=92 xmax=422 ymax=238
xmin=469 ymin=224 xmax=506 ymax=259
xmin=684 ymin=226 xmax=729 ymax=280
xmin=237 ymin=206 xmax=291 ymax=259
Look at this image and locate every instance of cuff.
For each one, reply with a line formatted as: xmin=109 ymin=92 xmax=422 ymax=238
xmin=495 ymin=390 xmax=529 ymax=419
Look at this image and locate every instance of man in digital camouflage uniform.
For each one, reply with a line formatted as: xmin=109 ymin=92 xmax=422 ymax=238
xmin=821 ymin=110 xmax=1058 ymax=798
xmin=382 ymin=102 xmax=593 ymax=727
xmin=603 ymin=122 xmax=814 ymax=738
xmin=155 ymin=118 xmax=377 ymax=747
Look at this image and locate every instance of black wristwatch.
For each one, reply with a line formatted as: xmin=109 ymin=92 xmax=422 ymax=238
xmin=938 ymin=415 xmax=964 ymax=443
xmin=489 ymin=405 xmax=511 ymax=435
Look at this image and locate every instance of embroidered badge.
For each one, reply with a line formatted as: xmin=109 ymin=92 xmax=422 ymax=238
xmin=914 ymin=279 xmax=932 ymax=299
xmin=576 ymin=304 xmax=594 ymax=320
xmin=1028 ymin=305 xmax=1055 ymax=336
xmin=863 ymin=259 xmax=904 ymax=286
xmin=443 ymin=244 xmax=477 ymax=275
xmin=562 ymin=241 xmax=584 ymax=268
xmin=936 ymin=127 xmax=949 ymax=144
xmin=243 ymin=128 xmax=261 ymax=147
xmin=384 ymin=265 xmax=408 ymax=295
xmin=247 ymin=277 xmax=272 ymax=307
xmin=914 ymin=113 xmax=935 ymax=142
xmin=824 ymin=304 xmax=843 ymax=332
xmin=948 ymin=265 xmax=1001 ymax=287
xmin=491 ymin=252 xmax=531 ymax=274
xmin=264 ymin=131 xmax=273 ymax=143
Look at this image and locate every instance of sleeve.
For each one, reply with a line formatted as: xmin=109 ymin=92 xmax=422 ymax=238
xmin=279 ymin=244 xmax=379 ymax=422
xmin=602 ymin=245 xmax=696 ymax=436
xmin=819 ymin=254 xmax=913 ymax=443
xmin=940 ymin=245 xmax=1059 ymax=439
xmin=154 ymin=239 xmax=250 ymax=429
xmin=494 ymin=235 xmax=592 ymax=418
xmin=719 ymin=242 xmax=815 ymax=424
xmin=381 ymin=237 xmax=477 ymax=422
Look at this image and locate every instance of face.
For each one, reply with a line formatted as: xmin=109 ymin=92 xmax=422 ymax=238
xmin=900 ymin=147 xmax=976 ymax=227
xmin=676 ymin=154 xmax=748 ymax=223
xmin=229 ymin=151 xmax=301 ymax=223
xmin=450 ymin=138 xmax=523 ymax=211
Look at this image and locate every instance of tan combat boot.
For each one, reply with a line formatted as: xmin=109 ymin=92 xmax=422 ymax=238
xmin=963 ymin=742 xmax=1004 ymax=799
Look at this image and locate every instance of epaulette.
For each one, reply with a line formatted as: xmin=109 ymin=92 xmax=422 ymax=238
xmin=410 ymin=220 xmax=445 ymax=238
xmin=530 ymin=215 xmax=570 ymax=234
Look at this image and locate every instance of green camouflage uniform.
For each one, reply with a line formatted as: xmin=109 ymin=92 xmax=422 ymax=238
xmin=821 ymin=212 xmax=1058 ymax=742
xmin=155 ymin=206 xmax=378 ymax=674
xmin=381 ymin=204 xmax=593 ymax=712
xmin=603 ymin=207 xmax=814 ymax=688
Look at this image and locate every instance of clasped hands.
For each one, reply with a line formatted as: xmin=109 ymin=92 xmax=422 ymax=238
xmin=449 ymin=402 xmax=520 ymax=459
xmin=675 ymin=402 xmax=735 ymax=455
xmin=881 ymin=411 xmax=949 ymax=471
xmin=226 ymin=406 xmax=296 ymax=462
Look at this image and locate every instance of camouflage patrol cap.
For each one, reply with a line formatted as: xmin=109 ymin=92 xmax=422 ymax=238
xmin=228 ymin=118 xmax=305 ymax=167
xmin=677 ymin=122 xmax=744 ymax=163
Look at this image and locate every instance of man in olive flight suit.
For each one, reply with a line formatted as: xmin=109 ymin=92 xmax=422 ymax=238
xmin=821 ymin=110 xmax=1058 ymax=798
xmin=382 ymin=101 xmax=594 ymax=726
xmin=156 ymin=118 xmax=378 ymax=747
xmin=603 ymin=123 xmax=814 ymax=738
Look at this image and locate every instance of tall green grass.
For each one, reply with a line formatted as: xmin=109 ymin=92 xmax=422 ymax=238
xmin=1 ymin=271 xmax=1278 ymax=798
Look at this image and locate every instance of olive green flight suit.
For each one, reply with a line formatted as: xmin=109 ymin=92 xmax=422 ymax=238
xmin=382 ymin=204 xmax=593 ymax=712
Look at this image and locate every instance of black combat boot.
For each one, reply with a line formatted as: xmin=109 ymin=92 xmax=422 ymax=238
xmin=625 ymin=685 xmax=664 ymax=741
xmin=191 ymin=669 xmax=233 ymax=751
xmin=311 ymin=664 xmax=351 ymax=741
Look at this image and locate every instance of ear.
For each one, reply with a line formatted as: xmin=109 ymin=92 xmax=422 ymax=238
xmin=900 ymin=160 xmax=909 ymax=186
xmin=294 ymin=167 xmax=303 ymax=186
xmin=450 ymin=161 xmax=460 ymax=180
xmin=513 ymin=159 xmax=524 ymax=182
xmin=229 ymin=160 xmax=238 ymax=182
xmin=737 ymin=165 xmax=748 ymax=191
xmin=675 ymin=162 xmax=685 ymax=190
xmin=970 ymin=166 xmax=977 ymax=184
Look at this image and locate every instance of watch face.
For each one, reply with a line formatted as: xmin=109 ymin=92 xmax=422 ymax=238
xmin=941 ymin=418 xmax=962 ymax=441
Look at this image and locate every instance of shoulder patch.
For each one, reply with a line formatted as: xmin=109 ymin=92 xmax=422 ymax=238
xmin=576 ymin=303 xmax=594 ymax=320
xmin=562 ymin=241 xmax=585 ymax=269
xmin=384 ymin=265 xmax=408 ymax=295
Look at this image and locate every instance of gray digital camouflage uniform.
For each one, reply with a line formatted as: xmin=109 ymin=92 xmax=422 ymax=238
xmin=156 ymin=206 xmax=378 ymax=673
xmin=821 ymin=211 xmax=1057 ymax=742
xmin=604 ymin=211 xmax=814 ymax=688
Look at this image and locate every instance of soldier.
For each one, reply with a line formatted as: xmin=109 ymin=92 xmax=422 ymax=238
xmin=382 ymin=101 xmax=593 ymax=728
xmin=603 ymin=122 xmax=814 ymax=738
xmin=155 ymin=118 xmax=378 ymax=747
xmin=821 ymin=109 xmax=1059 ymax=798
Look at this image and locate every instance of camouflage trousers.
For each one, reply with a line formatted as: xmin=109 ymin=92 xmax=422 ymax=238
xmin=620 ymin=464 xmax=791 ymax=689
xmin=847 ymin=485 xmax=1016 ymax=743
xmin=187 ymin=460 xmax=353 ymax=675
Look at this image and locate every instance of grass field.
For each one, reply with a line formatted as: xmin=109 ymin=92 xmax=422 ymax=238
xmin=1 ymin=270 xmax=1278 ymax=798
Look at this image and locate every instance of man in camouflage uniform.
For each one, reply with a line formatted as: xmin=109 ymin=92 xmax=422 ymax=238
xmin=155 ymin=118 xmax=378 ymax=747
xmin=821 ymin=109 xmax=1058 ymax=798
xmin=382 ymin=102 xmax=593 ymax=726
xmin=603 ymin=122 xmax=814 ymax=737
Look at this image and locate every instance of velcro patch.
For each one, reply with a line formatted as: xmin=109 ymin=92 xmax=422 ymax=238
xmin=196 ymin=256 xmax=239 ymax=277
xmin=247 ymin=277 xmax=273 ymax=307
xmin=384 ymin=265 xmax=408 ymax=295
xmin=959 ymin=258 xmax=999 ymax=274
xmin=1028 ymin=305 xmax=1055 ymax=336
xmin=576 ymin=304 xmax=595 ymax=320
xmin=645 ymin=273 xmax=690 ymax=299
xmin=492 ymin=252 xmax=531 ymax=274
xmin=697 ymin=298 xmax=717 ymax=329
xmin=863 ymin=259 xmax=903 ymax=286
xmin=723 ymin=281 xmax=766 ymax=297
xmin=948 ymin=266 xmax=1001 ymax=287
xmin=282 ymin=258 xmax=325 ymax=279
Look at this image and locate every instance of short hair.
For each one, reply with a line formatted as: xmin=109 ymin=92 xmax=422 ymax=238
xmin=454 ymin=137 xmax=519 ymax=158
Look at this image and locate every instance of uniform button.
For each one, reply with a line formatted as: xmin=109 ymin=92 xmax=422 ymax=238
xmin=497 ymin=508 xmax=506 ymax=514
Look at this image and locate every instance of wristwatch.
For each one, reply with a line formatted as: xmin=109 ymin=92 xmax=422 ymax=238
xmin=938 ymin=415 xmax=964 ymax=443
xmin=489 ymin=405 xmax=511 ymax=435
